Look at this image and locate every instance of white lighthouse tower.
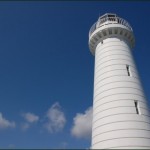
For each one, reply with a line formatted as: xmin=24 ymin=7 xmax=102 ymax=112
xmin=89 ymin=13 xmax=150 ymax=149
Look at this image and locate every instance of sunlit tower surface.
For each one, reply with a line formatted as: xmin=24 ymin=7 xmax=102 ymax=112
xmin=88 ymin=13 xmax=150 ymax=149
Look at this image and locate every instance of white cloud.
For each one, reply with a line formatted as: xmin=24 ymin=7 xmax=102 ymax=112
xmin=21 ymin=112 xmax=39 ymax=131
xmin=22 ymin=112 xmax=39 ymax=123
xmin=21 ymin=122 xmax=30 ymax=131
xmin=44 ymin=102 xmax=66 ymax=133
xmin=0 ymin=113 xmax=15 ymax=129
xmin=71 ymin=107 xmax=93 ymax=139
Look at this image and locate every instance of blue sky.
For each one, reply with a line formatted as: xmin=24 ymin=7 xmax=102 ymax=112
xmin=0 ymin=1 xmax=150 ymax=149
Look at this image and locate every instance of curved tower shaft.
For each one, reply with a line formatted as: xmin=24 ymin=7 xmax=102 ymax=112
xmin=89 ymin=13 xmax=150 ymax=149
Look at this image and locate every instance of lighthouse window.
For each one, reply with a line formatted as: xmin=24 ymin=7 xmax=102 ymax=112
xmin=108 ymin=14 xmax=115 ymax=17
xmin=128 ymin=35 xmax=131 ymax=40
xmin=124 ymin=32 xmax=128 ymax=37
xmin=134 ymin=100 xmax=140 ymax=115
xmin=126 ymin=65 xmax=132 ymax=76
xmin=120 ymin=30 xmax=123 ymax=35
xmin=109 ymin=29 xmax=112 ymax=34
xmin=103 ymin=31 xmax=106 ymax=36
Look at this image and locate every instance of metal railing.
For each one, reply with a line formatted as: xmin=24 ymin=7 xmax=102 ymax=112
xmin=89 ymin=17 xmax=132 ymax=37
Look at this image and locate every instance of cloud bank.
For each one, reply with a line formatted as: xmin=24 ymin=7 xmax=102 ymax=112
xmin=23 ymin=112 xmax=39 ymax=123
xmin=21 ymin=112 xmax=39 ymax=130
xmin=0 ymin=113 xmax=15 ymax=129
xmin=44 ymin=102 xmax=66 ymax=133
xmin=71 ymin=107 xmax=93 ymax=139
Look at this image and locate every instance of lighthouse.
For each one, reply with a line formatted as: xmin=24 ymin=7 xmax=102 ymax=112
xmin=89 ymin=13 xmax=150 ymax=149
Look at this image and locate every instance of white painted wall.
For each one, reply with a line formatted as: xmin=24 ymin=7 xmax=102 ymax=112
xmin=92 ymin=37 xmax=150 ymax=149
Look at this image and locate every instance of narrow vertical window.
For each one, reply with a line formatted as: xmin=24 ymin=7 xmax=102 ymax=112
xmin=134 ymin=100 xmax=140 ymax=115
xmin=126 ymin=65 xmax=132 ymax=76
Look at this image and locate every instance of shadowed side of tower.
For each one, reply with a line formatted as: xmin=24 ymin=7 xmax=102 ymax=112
xmin=89 ymin=13 xmax=150 ymax=149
